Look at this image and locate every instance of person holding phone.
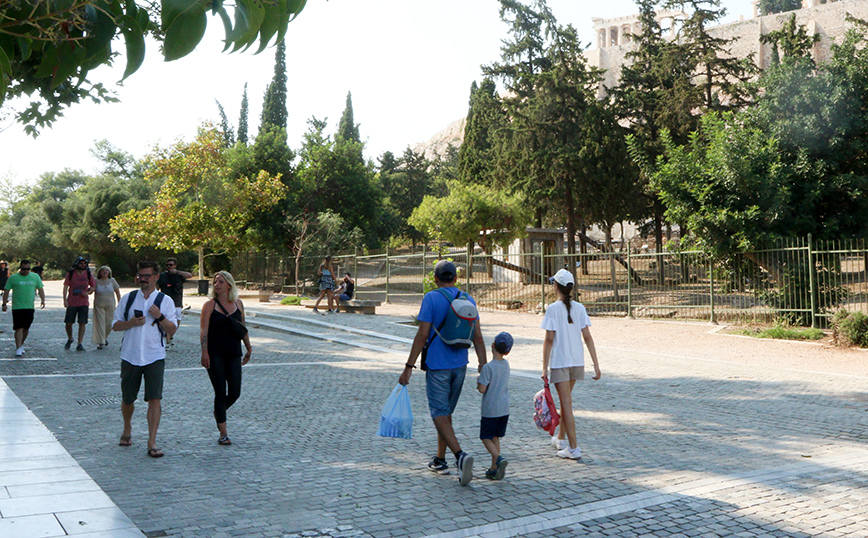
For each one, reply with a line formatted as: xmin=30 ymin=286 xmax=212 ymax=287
xmin=113 ymin=260 xmax=178 ymax=458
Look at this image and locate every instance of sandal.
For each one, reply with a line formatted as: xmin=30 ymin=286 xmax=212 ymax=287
xmin=218 ymin=436 xmax=232 ymax=445
xmin=118 ymin=435 xmax=132 ymax=447
xmin=147 ymin=448 xmax=164 ymax=458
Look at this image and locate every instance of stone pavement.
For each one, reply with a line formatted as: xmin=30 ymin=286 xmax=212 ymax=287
xmin=0 ymin=280 xmax=867 ymax=537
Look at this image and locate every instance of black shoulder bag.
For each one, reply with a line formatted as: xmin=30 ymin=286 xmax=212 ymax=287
xmin=215 ymin=299 xmax=248 ymax=340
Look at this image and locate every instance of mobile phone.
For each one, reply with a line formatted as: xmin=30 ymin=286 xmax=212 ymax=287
xmin=134 ymin=310 xmax=143 ymax=318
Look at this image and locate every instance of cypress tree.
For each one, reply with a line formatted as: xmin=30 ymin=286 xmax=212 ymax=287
xmin=336 ymin=91 xmax=360 ymax=144
xmin=238 ymin=83 xmax=249 ymax=145
xmin=260 ymin=41 xmax=288 ymax=131
xmin=458 ymin=78 xmax=501 ymax=186
xmin=215 ymin=99 xmax=235 ymax=147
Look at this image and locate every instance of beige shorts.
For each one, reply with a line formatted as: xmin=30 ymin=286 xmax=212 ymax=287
xmin=549 ymin=366 xmax=585 ymax=384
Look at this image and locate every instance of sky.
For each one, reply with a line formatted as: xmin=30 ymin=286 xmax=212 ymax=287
xmin=0 ymin=0 xmax=755 ymax=185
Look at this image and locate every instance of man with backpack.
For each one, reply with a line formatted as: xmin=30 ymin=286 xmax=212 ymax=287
xmin=399 ymin=260 xmax=487 ymax=486
xmin=113 ymin=260 xmax=178 ymax=458
xmin=63 ymin=256 xmax=95 ymax=351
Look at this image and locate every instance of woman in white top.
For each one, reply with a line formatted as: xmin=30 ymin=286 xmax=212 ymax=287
xmin=92 ymin=265 xmax=121 ymax=349
xmin=541 ymin=268 xmax=601 ymax=459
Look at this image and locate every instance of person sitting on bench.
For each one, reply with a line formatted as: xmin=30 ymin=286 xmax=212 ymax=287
xmin=334 ymin=273 xmax=355 ymax=303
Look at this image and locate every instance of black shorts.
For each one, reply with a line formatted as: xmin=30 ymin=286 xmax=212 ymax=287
xmin=480 ymin=415 xmax=509 ymax=440
xmin=12 ymin=309 xmax=34 ymax=331
xmin=64 ymin=305 xmax=89 ymax=324
xmin=120 ymin=360 xmax=165 ymax=404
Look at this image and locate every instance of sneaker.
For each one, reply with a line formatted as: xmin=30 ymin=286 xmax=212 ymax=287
xmin=456 ymin=451 xmax=474 ymax=486
xmin=312 ymin=308 xmax=320 ymax=314
xmin=14 ymin=347 xmax=24 ymax=357
xmin=557 ymin=446 xmax=582 ymax=459
xmin=64 ymin=339 xmax=73 ymax=350
xmin=427 ymin=456 xmax=448 ymax=472
xmin=551 ymin=436 xmax=568 ymax=450
xmin=494 ymin=455 xmax=508 ymax=480
xmin=76 ymin=344 xmax=84 ymax=351
xmin=485 ymin=468 xmax=497 ymax=480
xmin=331 ymin=308 xmax=339 ymax=314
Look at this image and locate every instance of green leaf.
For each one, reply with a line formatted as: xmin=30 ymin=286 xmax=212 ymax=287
xmin=232 ymin=0 xmax=265 ymax=52
xmin=210 ymin=0 xmax=223 ymax=15
xmin=255 ymin=3 xmax=280 ymax=53
xmin=163 ymin=3 xmax=207 ymax=61
xmin=17 ymin=37 xmax=31 ymax=62
xmin=34 ymin=47 xmax=59 ymax=78
xmin=52 ymin=43 xmax=80 ymax=89
xmin=120 ymin=15 xmax=146 ymax=80
xmin=161 ymin=0 xmax=200 ymax=29
xmin=217 ymin=6 xmax=233 ymax=52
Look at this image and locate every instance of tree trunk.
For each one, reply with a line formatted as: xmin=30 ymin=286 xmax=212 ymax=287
xmin=606 ymin=225 xmax=619 ymax=302
xmin=655 ymin=213 xmax=664 ymax=286
xmin=565 ymin=181 xmax=577 ymax=284
xmin=579 ymin=221 xmax=589 ymax=275
xmin=197 ymin=247 xmax=205 ymax=281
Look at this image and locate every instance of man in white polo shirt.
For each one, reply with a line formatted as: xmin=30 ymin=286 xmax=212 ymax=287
xmin=113 ymin=260 xmax=178 ymax=458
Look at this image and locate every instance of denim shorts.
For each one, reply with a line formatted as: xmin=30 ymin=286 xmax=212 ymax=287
xmin=426 ymin=366 xmax=467 ymax=418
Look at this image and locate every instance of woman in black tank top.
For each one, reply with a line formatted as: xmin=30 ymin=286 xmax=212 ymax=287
xmin=200 ymin=271 xmax=252 ymax=445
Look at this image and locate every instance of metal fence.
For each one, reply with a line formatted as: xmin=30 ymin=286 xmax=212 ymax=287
xmin=231 ymin=236 xmax=868 ymax=326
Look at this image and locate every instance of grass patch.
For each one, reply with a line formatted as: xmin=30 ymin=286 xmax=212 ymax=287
xmin=280 ymin=296 xmax=302 ymax=306
xmin=739 ymin=326 xmax=825 ymax=341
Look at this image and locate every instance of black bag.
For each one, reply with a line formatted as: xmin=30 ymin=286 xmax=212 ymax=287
xmin=216 ymin=299 xmax=248 ymax=340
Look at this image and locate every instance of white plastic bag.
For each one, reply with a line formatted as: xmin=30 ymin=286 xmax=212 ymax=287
xmin=377 ymin=384 xmax=413 ymax=439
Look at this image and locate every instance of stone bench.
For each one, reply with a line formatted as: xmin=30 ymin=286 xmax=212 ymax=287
xmin=304 ymin=299 xmax=381 ymax=314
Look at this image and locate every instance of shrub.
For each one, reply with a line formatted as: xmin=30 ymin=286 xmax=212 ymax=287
xmin=280 ymin=296 xmax=302 ymax=306
xmin=832 ymin=310 xmax=868 ymax=347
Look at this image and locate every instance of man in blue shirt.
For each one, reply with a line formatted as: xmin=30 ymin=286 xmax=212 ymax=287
xmin=399 ymin=260 xmax=487 ymax=486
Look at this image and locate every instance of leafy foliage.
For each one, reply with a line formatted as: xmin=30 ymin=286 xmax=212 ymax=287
xmin=0 ymin=0 xmax=307 ymax=134
xmin=260 ymin=40 xmax=288 ymax=131
xmin=408 ymin=180 xmax=531 ymax=254
xmin=109 ymin=125 xmax=287 ymax=278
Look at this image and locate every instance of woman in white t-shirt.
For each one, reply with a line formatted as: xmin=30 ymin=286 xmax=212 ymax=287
xmin=92 ymin=266 xmax=121 ymax=349
xmin=540 ymin=268 xmax=601 ymax=459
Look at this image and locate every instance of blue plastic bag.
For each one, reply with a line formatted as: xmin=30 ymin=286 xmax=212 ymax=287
xmin=377 ymin=384 xmax=413 ymax=439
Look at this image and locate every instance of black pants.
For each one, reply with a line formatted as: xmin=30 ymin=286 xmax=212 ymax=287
xmin=207 ymin=355 xmax=242 ymax=424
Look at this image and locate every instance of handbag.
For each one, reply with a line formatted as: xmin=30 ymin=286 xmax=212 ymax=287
xmin=377 ymin=384 xmax=413 ymax=439
xmin=215 ymin=299 xmax=248 ymax=340
xmin=533 ymin=380 xmax=560 ymax=436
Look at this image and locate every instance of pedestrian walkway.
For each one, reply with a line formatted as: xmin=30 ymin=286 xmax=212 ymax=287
xmin=0 ymin=378 xmax=143 ymax=538
xmin=0 ymin=280 xmax=867 ymax=537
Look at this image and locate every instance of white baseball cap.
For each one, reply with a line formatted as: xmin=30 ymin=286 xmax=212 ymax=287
xmin=550 ymin=268 xmax=575 ymax=287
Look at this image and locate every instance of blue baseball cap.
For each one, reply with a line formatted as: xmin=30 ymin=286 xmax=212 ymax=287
xmin=493 ymin=332 xmax=513 ymax=354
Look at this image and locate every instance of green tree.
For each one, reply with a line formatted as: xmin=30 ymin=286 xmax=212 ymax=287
xmin=260 ymin=40 xmax=288 ymax=131
xmin=760 ymin=12 xmax=820 ymax=65
xmin=0 ymin=0 xmax=308 ymax=135
xmin=457 ymin=79 xmax=502 ymax=186
xmin=109 ymin=125 xmax=287 ymax=279
xmin=379 ymin=148 xmax=432 ymax=246
xmin=409 ymin=181 xmax=531 ymax=256
xmin=215 ymin=100 xmax=235 ymax=148
xmin=238 ymin=83 xmax=250 ymax=145
xmin=336 ymin=91 xmax=360 ymax=144
xmin=758 ymin=0 xmax=803 ymax=16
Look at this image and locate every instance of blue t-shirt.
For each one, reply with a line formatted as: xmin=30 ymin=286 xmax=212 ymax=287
xmin=418 ymin=286 xmax=478 ymax=370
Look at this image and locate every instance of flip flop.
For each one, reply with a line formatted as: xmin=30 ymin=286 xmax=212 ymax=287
xmin=147 ymin=448 xmax=164 ymax=458
xmin=218 ymin=436 xmax=232 ymax=445
xmin=118 ymin=436 xmax=132 ymax=447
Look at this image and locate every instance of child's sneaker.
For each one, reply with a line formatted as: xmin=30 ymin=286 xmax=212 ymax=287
xmin=557 ymin=446 xmax=582 ymax=459
xmin=427 ymin=456 xmax=448 ymax=472
xmin=551 ymin=436 xmax=568 ymax=450
xmin=485 ymin=468 xmax=497 ymax=480
xmin=456 ymin=451 xmax=474 ymax=486
xmin=494 ymin=455 xmax=508 ymax=480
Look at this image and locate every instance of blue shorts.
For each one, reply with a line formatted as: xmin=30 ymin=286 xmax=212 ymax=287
xmin=426 ymin=366 xmax=466 ymax=418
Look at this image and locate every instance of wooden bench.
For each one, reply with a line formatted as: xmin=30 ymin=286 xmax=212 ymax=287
xmin=304 ymin=300 xmax=381 ymax=314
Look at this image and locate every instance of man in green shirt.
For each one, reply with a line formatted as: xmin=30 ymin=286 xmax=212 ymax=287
xmin=3 ymin=260 xmax=45 ymax=357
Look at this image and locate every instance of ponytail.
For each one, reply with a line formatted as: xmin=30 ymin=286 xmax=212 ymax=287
xmin=557 ymin=282 xmax=574 ymax=324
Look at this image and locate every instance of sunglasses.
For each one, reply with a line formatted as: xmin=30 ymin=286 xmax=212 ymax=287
xmin=136 ymin=273 xmax=156 ymax=279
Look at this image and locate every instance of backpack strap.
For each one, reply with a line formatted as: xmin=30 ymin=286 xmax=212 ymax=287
xmin=123 ymin=290 xmax=139 ymax=321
